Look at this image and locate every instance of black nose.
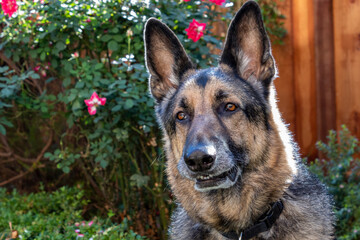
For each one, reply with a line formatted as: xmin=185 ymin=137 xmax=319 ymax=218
xmin=184 ymin=149 xmax=215 ymax=172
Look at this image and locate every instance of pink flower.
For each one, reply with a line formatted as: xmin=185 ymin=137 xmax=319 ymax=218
xmin=75 ymin=222 xmax=80 ymax=227
xmin=86 ymin=18 xmax=91 ymax=23
xmin=209 ymin=0 xmax=225 ymax=5
xmin=77 ymin=234 xmax=84 ymax=237
xmin=1 ymin=0 xmax=18 ymax=17
xmin=34 ymin=66 xmax=41 ymax=72
xmin=88 ymin=221 xmax=93 ymax=226
xmin=40 ymin=70 xmax=47 ymax=77
xmin=183 ymin=0 xmax=190 ymax=1
xmin=75 ymin=229 xmax=80 ymax=233
xmin=84 ymin=92 xmax=106 ymax=115
xmin=185 ymin=19 xmax=206 ymax=42
xmin=72 ymin=52 xmax=79 ymax=58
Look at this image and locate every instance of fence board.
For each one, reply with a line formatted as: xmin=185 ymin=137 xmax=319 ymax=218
xmin=272 ymin=0 xmax=296 ymax=135
xmin=314 ymin=0 xmax=336 ymax=143
xmin=291 ymin=0 xmax=318 ymax=158
xmin=333 ymin=0 xmax=360 ymax=138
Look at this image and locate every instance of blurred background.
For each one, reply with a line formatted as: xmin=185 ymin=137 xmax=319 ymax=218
xmin=0 ymin=0 xmax=359 ymax=239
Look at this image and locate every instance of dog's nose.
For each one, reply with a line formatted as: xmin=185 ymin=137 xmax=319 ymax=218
xmin=184 ymin=148 xmax=215 ymax=172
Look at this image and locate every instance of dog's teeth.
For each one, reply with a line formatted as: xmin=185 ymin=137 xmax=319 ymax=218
xmin=197 ymin=175 xmax=212 ymax=180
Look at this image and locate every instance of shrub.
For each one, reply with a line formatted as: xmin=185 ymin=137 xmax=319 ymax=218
xmin=0 ymin=187 xmax=146 ymax=239
xmin=0 ymin=0 xmax=286 ymax=238
xmin=309 ymin=125 xmax=360 ymax=240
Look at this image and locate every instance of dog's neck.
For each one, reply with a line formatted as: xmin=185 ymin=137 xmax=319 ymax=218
xmin=217 ymin=199 xmax=284 ymax=240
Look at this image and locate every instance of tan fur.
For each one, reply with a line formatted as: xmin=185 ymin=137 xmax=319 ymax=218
xmin=165 ymin=78 xmax=293 ymax=232
xmin=145 ymin=2 xmax=334 ymax=239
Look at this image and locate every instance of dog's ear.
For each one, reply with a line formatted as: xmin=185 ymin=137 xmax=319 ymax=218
xmin=219 ymin=1 xmax=275 ymax=88
xmin=144 ymin=18 xmax=194 ymax=103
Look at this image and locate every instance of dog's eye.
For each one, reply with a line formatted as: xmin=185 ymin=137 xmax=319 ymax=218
xmin=225 ymin=103 xmax=237 ymax=112
xmin=176 ymin=112 xmax=187 ymax=121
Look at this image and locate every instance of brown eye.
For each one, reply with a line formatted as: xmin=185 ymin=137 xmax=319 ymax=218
xmin=225 ymin=103 xmax=237 ymax=112
xmin=177 ymin=112 xmax=187 ymax=121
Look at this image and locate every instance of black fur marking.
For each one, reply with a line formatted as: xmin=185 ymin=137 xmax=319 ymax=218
xmin=242 ymin=103 xmax=263 ymax=123
xmin=195 ymin=74 xmax=210 ymax=88
xmin=179 ymin=97 xmax=189 ymax=111
xmin=159 ymin=90 xmax=180 ymax=136
xmin=227 ymin=138 xmax=247 ymax=167
xmin=215 ymin=90 xmax=229 ymax=103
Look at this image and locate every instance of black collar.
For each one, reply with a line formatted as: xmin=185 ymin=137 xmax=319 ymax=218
xmin=219 ymin=200 xmax=284 ymax=240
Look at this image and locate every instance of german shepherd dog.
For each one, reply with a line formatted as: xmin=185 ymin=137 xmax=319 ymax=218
xmin=144 ymin=1 xmax=334 ymax=239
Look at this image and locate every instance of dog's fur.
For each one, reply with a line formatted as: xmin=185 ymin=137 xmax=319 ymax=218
xmin=144 ymin=1 xmax=334 ymax=239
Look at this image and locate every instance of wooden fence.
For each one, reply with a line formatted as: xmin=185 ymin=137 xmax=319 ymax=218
xmin=263 ymin=0 xmax=360 ymax=159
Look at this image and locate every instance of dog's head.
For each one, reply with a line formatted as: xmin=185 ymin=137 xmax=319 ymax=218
xmin=144 ymin=1 xmax=276 ymax=192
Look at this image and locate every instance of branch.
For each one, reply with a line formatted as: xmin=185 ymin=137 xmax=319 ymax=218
xmin=0 ymin=51 xmax=20 ymax=73
xmin=0 ymin=151 xmax=12 ymax=157
xmin=0 ymin=131 xmax=53 ymax=187
xmin=0 ymin=51 xmax=43 ymax=94
xmin=0 ymin=136 xmax=37 ymax=163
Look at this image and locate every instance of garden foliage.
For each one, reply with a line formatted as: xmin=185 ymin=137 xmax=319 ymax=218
xmin=0 ymin=186 xmax=146 ymax=239
xmin=309 ymin=126 xmax=360 ymax=240
xmin=0 ymin=0 xmax=286 ymax=238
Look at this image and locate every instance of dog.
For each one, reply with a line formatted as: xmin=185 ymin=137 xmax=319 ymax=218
xmin=144 ymin=1 xmax=334 ymax=239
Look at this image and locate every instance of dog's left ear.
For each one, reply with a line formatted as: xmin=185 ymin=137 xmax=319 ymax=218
xmin=220 ymin=1 xmax=275 ymax=88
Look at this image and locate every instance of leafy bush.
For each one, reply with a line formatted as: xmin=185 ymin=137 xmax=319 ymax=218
xmin=0 ymin=0 xmax=286 ymax=238
xmin=0 ymin=187 xmax=146 ymax=240
xmin=309 ymin=126 xmax=360 ymax=240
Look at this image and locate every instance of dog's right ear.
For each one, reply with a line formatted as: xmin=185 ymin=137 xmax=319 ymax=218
xmin=144 ymin=18 xmax=194 ymax=103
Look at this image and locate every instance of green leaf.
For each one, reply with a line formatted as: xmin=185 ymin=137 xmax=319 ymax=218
xmin=62 ymin=166 xmax=70 ymax=174
xmin=72 ymin=100 xmax=82 ymax=116
xmin=94 ymin=63 xmax=103 ymax=70
xmin=0 ymin=66 xmax=9 ymax=73
xmin=68 ymin=93 xmax=76 ymax=102
xmin=0 ymin=124 xmax=6 ymax=135
xmin=31 ymin=73 xmax=40 ymax=79
xmin=40 ymin=52 xmax=46 ymax=61
xmin=63 ymin=77 xmax=71 ymax=87
xmin=108 ymin=40 xmax=119 ymax=51
xmin=100 ymin=160 xmax=108 ymax=168
xmin=0 ymin=118 xmax=14 ymax=127
xmin=65 ymin=63 xmax=73 ymax=73
xmin=55 ymin=41 xmax=66 ymax=51
xmin=113 ymin=35 xmax=124 ymax=42
xmin=101 ymin=35 xmax=112 ymax=42
xmin=67 ymin=114 xmax=74 ymax=128
xmin=75 ymin=81 xmax=85 ymax=89
xmin=95 ymin=155 xmax=102 ymax=163
xmin=124 ymin=99 xmax=134 ymax=109
xmin=111 ymin=105 xmax=121 ymax=112
xmin=130 ymin=174 xmax=150 ymax=188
